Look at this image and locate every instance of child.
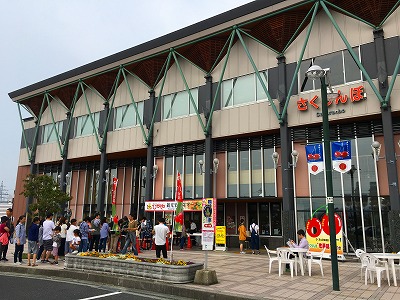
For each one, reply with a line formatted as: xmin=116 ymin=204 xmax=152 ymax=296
xmin=70 ymin=229 xmax=81 ymax=254
xmin=52 ymin=226 xmax=61 ymax=265
xmin=27 ymin=217 xmax=40 ymax=266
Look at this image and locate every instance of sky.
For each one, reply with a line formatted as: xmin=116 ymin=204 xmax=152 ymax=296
xmin=0 ymin=0 xmax=254 ymax=197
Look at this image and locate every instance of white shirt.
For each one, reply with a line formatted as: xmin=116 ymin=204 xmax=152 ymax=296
xmin=66 ymin=224 xmax=78 ymax=242
xmin=42 ymin=219 xmax=55 ymax=240
xmin=60 ymin=223 xmax=68 ymax=238
xmin=190 ymin=222 xmax=197 ymax=230
xmin=249 ymin=223 xmax=259 ymax=234
xmin=154 ymin=223 xmax=169 ymax=246
xmin=71 ymin=236 xmax=81 ymax=247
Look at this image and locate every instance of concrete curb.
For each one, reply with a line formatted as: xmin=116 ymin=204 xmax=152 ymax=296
xmin=0 ymin=265 xmax=259 ymax=300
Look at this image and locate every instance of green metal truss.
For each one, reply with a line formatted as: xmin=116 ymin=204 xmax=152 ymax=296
xmin=44 ymin=93 xmax=63 ymax=156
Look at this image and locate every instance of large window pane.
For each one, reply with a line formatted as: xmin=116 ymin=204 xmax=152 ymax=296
xmin=76 ymin=112 xmax=100 ymax=137
xmin=251 ymin=149 xmax=263 ymax=197
xmin=239 ymin=150 xmax=250 ymax=197
xmin=164 ymin=157 xmax=174 ymax=199
xmin=43 ymin=122 xmax=63 ymax=144
xmin=344 ymin=47 xmax=361 ymax=83
xmin=259 ymin=203 xmax=270 ymax=235
xmin=222 ymin=80 xmax=233 ymax=107
xmin=194 ymin=154 xmax=204 ymax=198
xmin=314 ymin=51 xmax=343 ymax=86
xmin=189 ymin=89 xmax=198 ymax=115
xmin=256 ymin=71 xmax=268 ymax=101
xmin=234 ymin=74 xmax=255 ymax=105
xmin=163 ymin=94 xmax=173 ymax=120
xmin=171 ymin=92 xmax=189 ymax=118
xmin=184 ymin=156 xmax=193 ymax=199
xmin=227 ymin=151 xmax=238 ymax=197
xmin=296 ymin=198 xmax=311 ymax=231
xmin=263 ymin=148 xmax=275 ymax=196
xmin=270 ymin=203 xmax=282 ymax=236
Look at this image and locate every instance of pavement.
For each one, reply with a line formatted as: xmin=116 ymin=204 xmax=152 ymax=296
xmin=1 ymin=243 xmax=399 ymax=300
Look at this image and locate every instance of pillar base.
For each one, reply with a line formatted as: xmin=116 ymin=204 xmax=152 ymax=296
xmin=194 ymin=269 xmax=218 ymax=285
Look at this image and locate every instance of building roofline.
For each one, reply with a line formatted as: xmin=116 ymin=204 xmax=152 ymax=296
xmin=9 ymin=0 xmax=285 ymax=99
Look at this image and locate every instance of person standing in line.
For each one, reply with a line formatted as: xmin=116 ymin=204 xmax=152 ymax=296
xmin=58 ymin=217 xmax=67 ymax=257
xmin=153 ymin=218 xmax=170 ymax=259
xmin=70 ymin=229 xmax=81 ymax=253
xmin=52 ymin=226 xmax=61 ymax=265
xmin=121 ymin=213 xmax=139 ymax=255
xmin=99 ymin=217 xmax=109 ymax=253
xmin=42 ymin=212 xmax=55 ymax=263
xmin=79 ymin=217 xmax=90 ymax=252
xmin=0 ymin=216 xmax=10 ymax=257
xmin=1 ymin=208 xmax=14 ymax=261
xmin=37 ymin=220 xmax=45 ymax=262
xmin=179 ymin=222 xmax=187 ymax=251
xmin=249 ymin=219 xmax=260 ymax=254
xmin=27 ymin=217 xmax=40 ymax=266
xmin=90 ymin=213 xmax=101 ymax=252
xmin=238 ymin=219 xmax=247 ymax=254
xmin=65 ymin=219 xmax=78 ymax=255
xmin=14 ymin=215 xmax=26 ymax=265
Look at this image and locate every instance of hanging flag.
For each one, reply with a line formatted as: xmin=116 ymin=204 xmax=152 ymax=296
xmin=332 ymin=141 xmax=352 ymax=173
xmin=174 ymin=172 xmax=184 ymax=232
xmin=306 ymin=143 xmax=324 ymax=175
xmin=111 ymin=177 xmax=119 ymax=231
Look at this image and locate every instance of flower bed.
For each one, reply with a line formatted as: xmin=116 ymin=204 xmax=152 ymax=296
xmin=65 ymin=252 xmax=204 ymax=283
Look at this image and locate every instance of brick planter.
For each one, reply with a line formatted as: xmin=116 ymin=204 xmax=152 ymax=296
xmin=65 ymin=254 xmax=204 ymax=283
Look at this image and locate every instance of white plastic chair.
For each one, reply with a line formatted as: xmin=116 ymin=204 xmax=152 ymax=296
xmin=355 ymin=249 xmax=366 ymax=279
xmin=264 ymin=245 xmax=279 ymax=273
xmin=307 ymin=248 xmax=326 ymax=276
xmin=277 ymin=249 xmax=295 ymax=277
xmin=360 ymin=253 xmax=390 ymax=288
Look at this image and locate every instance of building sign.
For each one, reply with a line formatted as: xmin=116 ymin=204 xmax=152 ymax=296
xmin=297 ymin=86 xmax=366 ymax=116
xmin=306 ymin=213 xmax=344 ymax=259
xmin=145 ymin=200 xmax=203 ymax=212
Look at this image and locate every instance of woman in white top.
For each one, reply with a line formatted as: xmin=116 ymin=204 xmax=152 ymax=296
xmin=65 ymin=219 xmax=78 ymax=254
xmin=59 ymin=217 xmax=68 ymax=256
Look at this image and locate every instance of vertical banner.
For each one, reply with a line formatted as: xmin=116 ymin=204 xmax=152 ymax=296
xmin=111 ymin=177 xmax=118 ymax=230
xmin=306 ymin=143 xmax=324 ymax=175
xmin=174 ymin=172 xmax=183 ymax=232
xmin=202 ymin=198 xmax=216 ymax=231
xmin=306 ymin=213 xmax=344 ymax=259
xmin=331 ymin=141 xmax=352 ymax=173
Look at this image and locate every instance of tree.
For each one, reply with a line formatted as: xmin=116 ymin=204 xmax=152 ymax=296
xmin=21 ymin=174 xmax=71 ymax=218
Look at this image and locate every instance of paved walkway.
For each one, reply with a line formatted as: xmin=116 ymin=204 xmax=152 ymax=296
xmin=1 ymin=244 xmax=399 ymax=300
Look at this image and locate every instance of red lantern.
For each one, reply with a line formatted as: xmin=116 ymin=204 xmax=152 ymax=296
xmin=306 ymin=218 xmax=322 ymax=238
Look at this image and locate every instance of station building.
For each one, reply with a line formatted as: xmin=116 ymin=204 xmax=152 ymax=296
xmin=9 ymin=0 xmax=400 ymax=252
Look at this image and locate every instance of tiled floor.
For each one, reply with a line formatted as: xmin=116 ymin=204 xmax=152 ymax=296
xmin=1 ymin=244 xmax=398 ymax=299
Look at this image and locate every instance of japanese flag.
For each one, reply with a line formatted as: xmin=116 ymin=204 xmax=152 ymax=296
xmin=331 ymin=141 xmax=352 ymax=173
xmin=308 ymin=162 xmax=324 ymax=175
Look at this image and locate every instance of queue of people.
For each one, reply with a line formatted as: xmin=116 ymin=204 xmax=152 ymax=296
xmin=0 ymin=209 xmax=204 ymax=264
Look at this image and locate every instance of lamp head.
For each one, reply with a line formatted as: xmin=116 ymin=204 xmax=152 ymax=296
xmin=372 ymin=141 xmax=381 ymax=149
xmin=306 ymin=65 xmax=325 ymax=79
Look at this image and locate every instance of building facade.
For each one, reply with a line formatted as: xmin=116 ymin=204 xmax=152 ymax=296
xmin=9 ymin=0 xmax=400 ymax=252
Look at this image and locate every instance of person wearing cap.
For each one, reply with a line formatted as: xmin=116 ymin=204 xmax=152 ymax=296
xmin=1 ymin=208 xmax=13 ymax=261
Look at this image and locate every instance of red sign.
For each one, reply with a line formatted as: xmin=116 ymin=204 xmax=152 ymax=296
xmin=297 ymin=86 xmax=365 ymax=111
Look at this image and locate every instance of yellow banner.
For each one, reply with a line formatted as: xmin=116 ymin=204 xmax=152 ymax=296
xmin=215 ymin=226 xmax=226 ymax=245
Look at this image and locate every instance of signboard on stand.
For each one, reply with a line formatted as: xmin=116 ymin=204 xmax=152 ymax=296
xmin=201 ymin=198 xmax=216 ymax=251
xmin=215 ymin=226 xmax=226 ymax=251
xmin=202 ymin=229 xmax=214 ymax=250
xmin=306 ymin=213 xmax=344 ymax=260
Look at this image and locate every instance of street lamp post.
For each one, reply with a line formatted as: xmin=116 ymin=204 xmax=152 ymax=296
xmin=306 ymin=65 xmax=340 ymax=291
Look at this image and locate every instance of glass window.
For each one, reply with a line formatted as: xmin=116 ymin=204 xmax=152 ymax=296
xmin=314 ymin=51 xmax=343 ymax=86
xmin=114 ymin=101 xmax=144 ymax=129
xmin=162 ymin=89 xmax=198 ymax=120
xmin=184 ymin=155 xmax=193 ymax=199
xmin=299 ymin=59 xmax=314 ymax=92
xmin=75 ymin=112 xmax=100 ymax=137
xmin=259 ymin=203 xmax=270 ymax=235
xmin=344 ymin=48 xmax=361 ymax=83
xmin=270 ymin=203 xmax=282 ymax=236
xmin=234 ymin=74 xmax=255 ymax=105
xmin=251 ymin=149 xmax=263 ymax=197
xmin=222 ymin=80 xmax=234 ymax=107
xmin=164 ymin=157 xmax=174 ymax=199
xmin=194 ymin=154 xmax=204 ymax=198
xmin=296 ymin=198 xmax=311 ymax=231
xmin=263 ymin=148 xmax=275 ymax=196
xmin=42 ymin=121 xmax=63 ymax=144
xmin=227 ymin=151 xmax=238 ymax=197
xmin=239 ymin=150 xmax=250 ymax=197
xmin=256 ymin=71 xmax=268 ymax=101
